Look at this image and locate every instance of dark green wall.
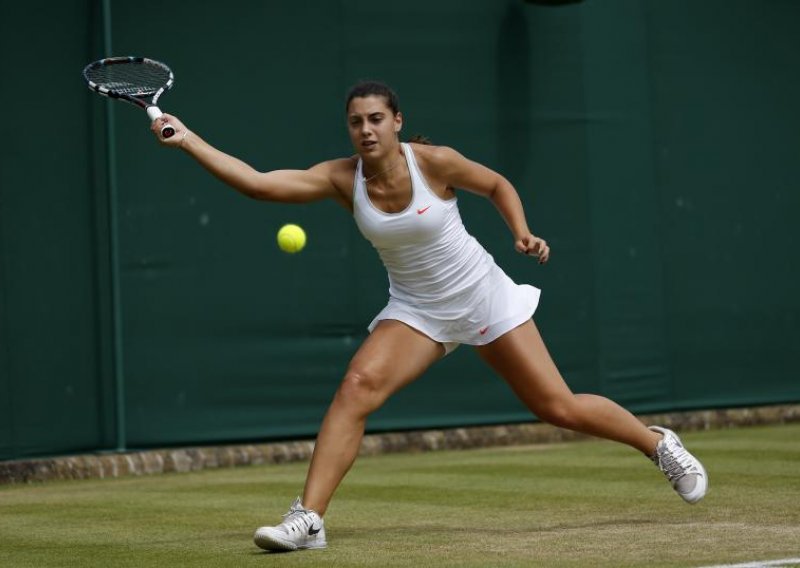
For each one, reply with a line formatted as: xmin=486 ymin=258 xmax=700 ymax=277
xmin=0 ymin=0 xmax=116 ymax=458
xmin=1 ymin=0 xmax=798 ymax=460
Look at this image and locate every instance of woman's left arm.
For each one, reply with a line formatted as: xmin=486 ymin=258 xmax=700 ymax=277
xmin=425 ymin=145 xmax=550 ymax=263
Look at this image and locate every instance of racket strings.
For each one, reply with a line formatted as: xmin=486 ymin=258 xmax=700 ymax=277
xmin=87 ymin=62 xmax=171 ymax=96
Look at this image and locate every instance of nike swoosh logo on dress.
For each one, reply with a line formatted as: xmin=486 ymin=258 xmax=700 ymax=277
xmin=417 ymin=205 xmax=431 ymax=214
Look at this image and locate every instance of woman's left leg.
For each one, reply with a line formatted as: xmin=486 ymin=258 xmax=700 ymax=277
xmin=475 ymin=319 xmax=661 ymax=456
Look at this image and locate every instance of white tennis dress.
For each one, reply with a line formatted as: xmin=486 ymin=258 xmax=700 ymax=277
xmin=353 ymin=143 xmax=540 ymax=354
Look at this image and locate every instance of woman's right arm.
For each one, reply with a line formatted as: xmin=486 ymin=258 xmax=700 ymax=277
xmin=152 ymin=114 xmax=344 ymax=205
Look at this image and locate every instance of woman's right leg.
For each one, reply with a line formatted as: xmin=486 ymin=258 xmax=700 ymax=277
xmin=302 ymin=319 xmax=444 ymax=516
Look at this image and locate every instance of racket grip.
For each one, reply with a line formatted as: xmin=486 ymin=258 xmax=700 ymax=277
xmin=146 ymin=106 xmax=163 ymax=121
xmin=146 ymin=106 xmax=175 ymax=138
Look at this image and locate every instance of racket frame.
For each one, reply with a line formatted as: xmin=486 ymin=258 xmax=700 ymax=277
xmin=83 ymin=56 xmax=176 ymax=137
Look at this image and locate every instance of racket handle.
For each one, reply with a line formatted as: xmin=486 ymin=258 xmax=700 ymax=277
xmin=146 ymin=105 xmax=163 ymax=121
xmin=146 ymin=106 xmax=175 ymax=138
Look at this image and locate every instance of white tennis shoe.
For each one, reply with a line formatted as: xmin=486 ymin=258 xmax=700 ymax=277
xmin=649 ymin=426 xmax=708 ymax=504
xmin=253 ymin=497 xmax=327 ymax=552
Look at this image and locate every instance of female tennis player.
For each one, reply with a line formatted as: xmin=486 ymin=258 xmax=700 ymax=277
xmin=151 ymin=81 xmax=707 ymax=552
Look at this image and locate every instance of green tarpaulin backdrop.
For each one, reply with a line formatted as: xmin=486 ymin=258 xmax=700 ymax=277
xmin=1 ymin=0 xmax=798 ymax=460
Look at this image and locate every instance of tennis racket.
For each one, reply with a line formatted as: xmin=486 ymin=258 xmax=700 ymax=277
xmin=83 ymin=56 xmax=176 ymax=138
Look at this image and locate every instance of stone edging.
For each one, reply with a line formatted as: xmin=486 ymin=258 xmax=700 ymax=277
xmin=1 ymin=404 xmax=797 ymax=485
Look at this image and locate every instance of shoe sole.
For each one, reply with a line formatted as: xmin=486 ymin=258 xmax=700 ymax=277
xmin=254 ymin=532 xmax=297 ymax=551
xmin=254 ymin=530 xmax=327 ymax=552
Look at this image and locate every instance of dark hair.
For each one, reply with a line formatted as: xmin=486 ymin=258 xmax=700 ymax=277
xmin=345 ymin=81 xmax=400 ymax=115
xmin=408 ymin=134 xmax=432 ymax=145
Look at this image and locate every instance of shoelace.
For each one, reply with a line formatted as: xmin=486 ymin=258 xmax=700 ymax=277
xmin=280 ymin=507 xmax=315 ymax=534
xmin=655 ymin=439 xmax=697 ymax=482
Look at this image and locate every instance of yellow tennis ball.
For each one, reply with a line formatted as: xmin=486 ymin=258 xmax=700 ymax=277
xmin=277 ymin=223 xmax=306 ymax=253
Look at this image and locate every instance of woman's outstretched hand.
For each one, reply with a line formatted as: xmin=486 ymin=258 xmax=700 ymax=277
xmin=515 ymin=234 xmax=550 ymax=264
xmin=150 ymin=113 xmax=191 ymax=148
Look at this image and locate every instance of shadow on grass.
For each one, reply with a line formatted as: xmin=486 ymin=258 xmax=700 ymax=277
xmin=333 ymin=516 xmax=661 ymax=538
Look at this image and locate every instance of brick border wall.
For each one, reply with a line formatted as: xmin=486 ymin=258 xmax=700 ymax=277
xmin=2 ymin=404 xmax=798 ymax=485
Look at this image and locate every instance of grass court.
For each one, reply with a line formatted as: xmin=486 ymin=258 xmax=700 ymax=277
xmin=1 ymin=423 xmax=798 ymax=567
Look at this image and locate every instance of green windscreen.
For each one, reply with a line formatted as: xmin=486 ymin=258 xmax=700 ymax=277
xmin=1 ymin=0 xmax=798 ymax=460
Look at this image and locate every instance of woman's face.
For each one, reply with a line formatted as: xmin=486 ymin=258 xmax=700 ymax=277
xmin=347 ymin=95 xmax=402 ymax=159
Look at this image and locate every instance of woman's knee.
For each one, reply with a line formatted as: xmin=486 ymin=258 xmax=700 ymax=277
xmin=535 ymin=396 xmax=583 ymax=430
xmin=334 ymin=368 xmax=385 ymax=415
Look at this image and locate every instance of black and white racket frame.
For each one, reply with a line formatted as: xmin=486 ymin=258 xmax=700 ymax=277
xmin=83 ymin=56 xmax=176 ymax=138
